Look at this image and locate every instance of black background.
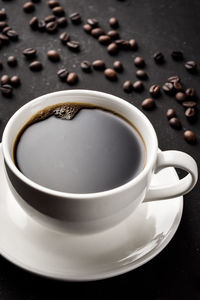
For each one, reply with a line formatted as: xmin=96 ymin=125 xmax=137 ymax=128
xmin=0 ymin=0 xmax=200 ymax=299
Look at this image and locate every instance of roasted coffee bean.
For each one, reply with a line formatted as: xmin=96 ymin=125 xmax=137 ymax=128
xmin=169 ymin=117 xmax=182 ymax=129
xmin=44 ymin=15 xmax=56 ymax=23
xmin=48 ymin=0 xmax=60 ymax=8
xmin=70 ymin=12 xmax=81 ymax=24
xmin=2 ymin=26 xmax=12 ymax=34
xmin=38 ymin=20 xmax=46 ymax=31
xmin=136 ymin=69 xmax=148 ymax=79
xmin=113 ymin=61 xmax=123 ymax=72
xmin=141 ymin=98 xmax=155 ymax=110
xmin=29 ymin=16 xmax=39 ymax=30
xmin=115 ymin=39 xmax=130 ymax=50
xmin=171 ymin=51 xmax=184 ymax=61
xmin=0 ymin=33 xmax=9 ymax=44
xmin=80 ymin=60 xmax=92 ymax=73
xmin=59 ymin=32 xmax=70 ymax=44
xmin=66 ymin=72 xmax=78 ymax=85
xmin=0 ymin=60 xmax=3 ymax=70
xmin=184 ymin=130 xmax=197 ymax=144
xmin=109 ymin=17 xmax=118 ymax=28
xmin=47 ymin=50 xmax=60 ymax=62
xmin=87 ymin=18 xmax=98 ymax=28
xmin=184 ymin=60 xmax=197 ymax=72
xmin=57 ymin=17 xmax=67 ymax=27
xmin=175 ymin=92 xmax=187 ymax=102
xmin=83 ymin=23 xmax=92 ymax=33
xmin=134 ymin=56 xmax=145 ymax=67
xmin=0 ymin=84 xmax=12 ymax=96
xmin=92 ymin=60 xmax=106 ymax=70
xmin=66 ymin=41 xmax=80 ymax=51
xmin=0 ymin=21 xmax=7 ymax=30
xmin=0 ymin=74 xmax=10 ymax=85
xmin=0 ymin=9 xmax=7 ymax=21
xmin=23 ymin=47 xmax=37 ymax=58
xmin=173 ymin=80 xmax=183 ymax=91
xmin=107 ymin=42 xmax=118 ymax=55
xmin=133 ymin=80 xmax=144 ymax=92
xmin=153 ymin=52 xmax=164 ymax=64
xmin=57 ymin=68 xmax=69 ymax=81
xmin=23 ymin=2 xmax=35 ymax=13
xmin=149 ymin=84 xmax=160 ymax=97
xmin=129 ymin=39 xmax=137 ymax=50
xmin=7 ymin=56 xmax=17 ymax=67
xmin=52 ymin=6 xmax=65 ymax=17
xmin=123 ymin=80 xmax=133 ymax=93
xmin=107 ymin=30 xmax=119 ymax=40
xmin=168 ymin=75 xmax=180 ymax=83
xmin=182 ymin=101 xmax=197 ymax=108
xmin=29 ymin=61 xmax=43 ymax=71
xmin=162 ymin=82 xmax=174 ymax=94
xmin=45 ymin=21 xmax=58 ymax=33
xmin=10 ymin=75 xmax=20 ymax=87
xmin=185 ymin=88 xmax=196 ymax=98
xmin=185 ymin=107 xmax=196 ymax=119
xmin=104 ymin=68 xmax=117 ymax=81
xmin=98 ymin=35 xmax=111 ymax=45
xmin=6 ymin=30 xmax=18 ymax=41
xmin=166 ymin=109 xmax=176 ymax=119
xmin=91 ymin=28 xmax=105 ymax=38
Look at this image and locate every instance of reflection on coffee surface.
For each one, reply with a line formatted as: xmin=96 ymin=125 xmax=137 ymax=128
xmin=13 ymin=103 xmax=146 ymax=193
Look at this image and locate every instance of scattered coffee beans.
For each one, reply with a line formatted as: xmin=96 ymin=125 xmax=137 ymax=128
xmin=153 ymin=52 xmax=164 ymax=64
xmin=10 ymin=75 xmax=21 ymax=87
xmin=169 ymin=117 xmax=182 ymax=129
xmin=142 ymin=98 xmax=155 ymax=110
xmin=107 ymin=30 xmax=119 ymax=39
xmin=184 ymin=130 xmax=196 ymax=144
xmin=185 ymin=107 xmax=196 ymax=119
xmin=166 ymin=109 xmax=176 ymax=119
xmin=92 ymin=60 xmax=106 ymax=70
xmin=185 ymin=88 xmax=196 ymax=98
xmin=113 ymin=61 xmax=123 ymax=72
xmin=149 ymin=84 xmax=160 ymax=97
xmin=109 ymin=17 xmax=119 ymax=28
xmin=47 ymin=50 xmax=60 ymax=62
xmin=57 ymin=17 xmax=67 ymax=27
xmin=57 ymin=68 xmax=69 ymax=81
xmin=66 ymin=41 xmax=80 ymax=51
xmin=136 ymin=69 xmax=148 ymax=79
xmin=168 ymin=75 xmax=180 ymax=83
xmin=134 ymin=56 xmax=145 ymax=67
xmin=107 ymin=42 xmax=118 ymax=55
xmin=133 ymin=80 xmax=144 ymax=91
xmin=182 ymin=101 xmax=197 ymax=108
xmin=123 ymin=80 xmax=133 ymax=93
xmin=70 ymin=12 xmax=81 ymax=24
xmin=44 ymin=15 xmax=56 ymax=23
xmin=7 ymin=56 xmax=17 ymax=67
xmin=29 ymin=16 xmax=39 ymax=30
xmin=0 ymin=74 xmax=10 ymax=85
xmin=184 ymin=60 xmax=197 ymax=72
xmin=46 ymin=21 xmax=58 ymax=33
xmin=80 ymin=60 xmax=92 ymax=72
xmin=59 ymin=32 xmax=70 ymax=44
xmin=66 ymin=72 xmax=78 ymax=85
xmin=29 ymin=61 xmax=43 ymax=71
xmin=162 ymin=82 xmax=174 ymax=94
xmin=91 ymin=28 xmax=105 ymax=38
xmin=23 ymin=2 xmax=35 ymax=13
xmin=87 ymin=18 xmax=99 ymax=27
xmin=129 ymin=39 xmax=137 ymax=50
xmin=0 ymin=84 xmax=13 ymax=96
xmin=23 ymin=48 xmax=37 ymax=58
xmin=52 ymin=6 xmax=65 ymax=17
xmin=171 ymin=51 xmax=184 ymax=61
xmin=104 ymin=68 xmax=117 ymax=81
xmin=0 ymin=9 xmax=7 ymax=21
xmin=83 ymin=23 xmax=92 ymax=33
xmin=175 ymin=92 xmax=187 ymax=102
xmin=48 ymin=0 xmax=60 ymax=8
xmin=173 ymin=80 xmax=183 ymax=91
xmin=98 ymin=35 xmax=111 ymax=45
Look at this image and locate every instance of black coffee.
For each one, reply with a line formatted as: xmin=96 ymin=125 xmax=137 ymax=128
xmin=13 ymin=103 xmax=146 ymax=193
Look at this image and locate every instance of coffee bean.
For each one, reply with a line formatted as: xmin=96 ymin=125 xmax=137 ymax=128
xmin=29 ymin=16 xmax=39 ymax=30
xmin=113 ymin=61 xmax=123 ymax=72
xmin=0 ymin=21 xmax=7 ymax=30
xmin=166 ymin=109 xmax=176 ymax=119
xmin=149 ymin=84 xmax=160 ymax=97
xmin=29 ymin=61 xmax=43 ymax=71
xmin=59 ymin=32 xmax=70 ymax=44
xmin=153 ymin=52 xmax=164 ymax=64
xmin=173 ymin=80 xmax=183 ymax=91
xmin=57 ymin=68 xmax=69 ymax=81
xmin=133 ymin=80 xmax=144 ymax=92
xmin=23 ymin=2 xmax=35 ymax=13
xmin=87 ymin=18 xmax=98 ymax=27
xmin=168 ymin=75 xmax=180 ymax=83
xmin=123 ymin=80 xmax=133 ymax=93
xmin=52 ymin=6 xmax=65 ymax=16
xmin=104 ymin=68 xmax=117 ymax=81
xmin=0 ymin=74 xmax=10 ymax=85
xmin=70 ymin=12 xmax=81 ymax=24
xmin=185 ymin=88 xmax=196 ymax=98
xmin=142 ymin=98 xmax=155 ymax=110
xmin=107 ymin=42 xmax=118 ymax=55
xmin=10 ymin=75 xmax=20 ymax=87
xmin=0 ymin=33 xmax=9 ymax=45
xmin=6 ymin=30 xmax=18 ymax=41
xmin=184 ymin=130 xmax=197 ymax=144
xmin=169 ymin=117 xmax=182 ymax=129
xmin=134 ymin=56 xmax=145 ymax=67
xmin=0 ymin=9 xmax=7 ymax=21
xmin=162 ymin=82 xmax=174 ymax=94
xmin=115 ymin=39 xmax=130 ymax=50
xmin=66 ymin=72 xmax=78 ymax=85
xmin=66 ymin=41 xmax=80 ymax=52
xmin=57 ymin=17 xmax=67 ymax=27
xmin=171 ymin=51 xmax=184 ymax=61
xmin=91 ymin=28 xmax=105 ymax=38
xmin=184 ymin=60 xmax=197 ymax=72
xmin=98 ymin=35 xmax=111 ymax=45
xmin=129 ymin=39 xmax=137 ymax=50
xmin=107 ymin=30 xmax=119 ymax=39
xmin=185 ymin=107 xmax=196 ymax=119
xmin=92 ymin=60 xmax=106 ymax=70
xmin=83 ymin=23 xmax=92 ymax=33
xmin=109 ymin=17 xmax=118 ymax=28
xmin=7 ymin=56 xmax=17 ymax=67
xmin=2 ymin=26 xmax=12 ymax=34
xmin=136 ymin=69 xmax=148 ymax=79
xmin=44 ymin=15 xmax=56 ymax=23
xmin=80 ymin=60 xmax=92 ymax=73
xmin=0 ymin=84 xmax=13 ymax=96
xmin=45 ymin=21 xmax=58 ymax=33
xmin=175 ymin=92 xmax=187 ymax=102
xmin=23 ymin=47 xmax=37 ymax=58
xmin=48 ymin=0 xmax=60 ymax=8
xmin=47 ymin=50 xmax=60 ymax=62
xmin=182 ymin=101 xmax=197 ymax=108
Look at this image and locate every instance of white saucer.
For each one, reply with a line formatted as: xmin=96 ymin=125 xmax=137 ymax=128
xmin=0 ymin=144 xmax=183 ymax=281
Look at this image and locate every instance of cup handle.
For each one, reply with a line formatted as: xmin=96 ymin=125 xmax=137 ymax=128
xmin=144 ymin=150 xmax=198 ymax=202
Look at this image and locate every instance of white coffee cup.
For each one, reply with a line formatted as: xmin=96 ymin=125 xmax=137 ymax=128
xmin=2 ymin=90 xmax=198 ymax=232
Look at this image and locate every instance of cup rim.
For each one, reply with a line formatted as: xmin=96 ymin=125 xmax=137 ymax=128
xmin=2 ymin=89 xmax=158 ymax=199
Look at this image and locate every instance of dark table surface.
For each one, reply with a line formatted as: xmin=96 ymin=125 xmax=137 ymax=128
xmin=0 ymin=0 xmax=200 ymax=299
